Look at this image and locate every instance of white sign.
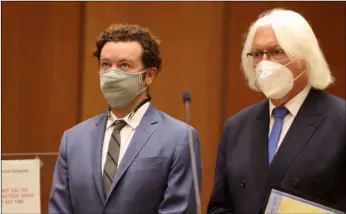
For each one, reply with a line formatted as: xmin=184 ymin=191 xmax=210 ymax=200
xmin=1 ymin=159 xmax=41 ymax=214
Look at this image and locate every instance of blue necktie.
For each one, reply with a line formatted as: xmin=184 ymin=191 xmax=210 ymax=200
xmin=268 ymin=107 xmax=289 ymax=164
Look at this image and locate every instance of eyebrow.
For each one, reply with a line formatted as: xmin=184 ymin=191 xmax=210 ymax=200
xmin=118 ymin=58 xmax=133 ymax=62
xmin=117 ymin=58 xmax=134 ymax=65
xmin=100 ymin=57 xmax=110 ymax=61
xmin=99 ymin=58 xmax=134 ymax=64
xmin=251 ymin=44 xmax=281 ymax=52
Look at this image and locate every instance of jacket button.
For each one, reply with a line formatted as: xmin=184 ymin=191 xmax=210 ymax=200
xmin=240 ymin=180 xmax=246 ymax=188
xmin=293 ymin=178 xmax=299 ymax=186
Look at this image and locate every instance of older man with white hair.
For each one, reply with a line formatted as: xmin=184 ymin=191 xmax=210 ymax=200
xmin=208 ymin=8 xmax=345 ymax=214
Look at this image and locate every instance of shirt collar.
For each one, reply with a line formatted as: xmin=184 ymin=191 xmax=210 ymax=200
xmin=269 ymin=85 xmax=311 ymax=118
xmin=106 ymin=102 xmax=150 ymax=129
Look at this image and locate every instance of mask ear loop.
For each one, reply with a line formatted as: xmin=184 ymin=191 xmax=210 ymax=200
xmin=283 ymin=59 xmax=306 ymax=82
xmin=140 ymin=68 xmax=150 ymax=88
xmin=140 ymin=68 xmax=154 ymax=101
xmin=282 ymin=58 xmax=297 ymax=67
xmin=291 ymin=69 xmax=306 ymax=82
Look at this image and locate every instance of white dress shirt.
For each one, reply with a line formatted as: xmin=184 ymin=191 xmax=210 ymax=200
xmin=101 ymin=102 xmax=150 ymax=175
xmin=269 ymin=86 xmax=311 ymax=153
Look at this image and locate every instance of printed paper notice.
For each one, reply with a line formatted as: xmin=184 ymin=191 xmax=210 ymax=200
xmin=265 ymin=189 xmax=344 ymax=214
xmin=2 ymin=159 xmax=41 ymax=214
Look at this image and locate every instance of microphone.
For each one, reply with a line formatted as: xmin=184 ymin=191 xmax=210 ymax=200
xmin=182 ymin=91 xmax=201 ymax=214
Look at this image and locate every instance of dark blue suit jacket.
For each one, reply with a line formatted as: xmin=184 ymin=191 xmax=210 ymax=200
xmin=49 ymin=104 xmax=202 ymax=214
xmin=208 ymin=89 xmax=346 ymax=213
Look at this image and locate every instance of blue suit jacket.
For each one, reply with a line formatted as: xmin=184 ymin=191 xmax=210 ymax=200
xmin=49 ymin=104 xmax=202 ymax=214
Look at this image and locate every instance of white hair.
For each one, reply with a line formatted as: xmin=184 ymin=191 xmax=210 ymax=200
xmin=241 ymin=8 xmax=334 ymax=91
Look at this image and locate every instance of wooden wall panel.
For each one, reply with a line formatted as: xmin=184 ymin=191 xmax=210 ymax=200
xmin=81 ymin=2 xmax=225 ymax=211
xmin=225 ymin=2 xmax=346 ymax=119
xmin=2 ymin=2 xmax=82 ymax=212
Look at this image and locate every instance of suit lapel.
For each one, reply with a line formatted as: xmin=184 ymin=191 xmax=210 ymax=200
xmin=105 ymin=104 xmax=159 ymax=203
xmin=268 ymin=89 xmax=325 ymax=184
xmin=91 ymin=112 xmax=108 ymax=204
xmin=250 ymin=100 xmax=270 ymax=192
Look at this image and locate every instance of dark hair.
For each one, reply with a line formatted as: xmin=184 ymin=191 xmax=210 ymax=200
xmin=93 ymin=24 xmax=162 ymax=71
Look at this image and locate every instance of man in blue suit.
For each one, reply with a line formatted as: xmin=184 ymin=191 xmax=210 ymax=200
xmin=49 ymin=24 xmax=202 ymax=214
xmin=208 ymin=9 xmax=345 ymax=213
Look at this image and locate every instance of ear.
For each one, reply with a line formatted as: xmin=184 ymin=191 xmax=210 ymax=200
xmin=144 ymin=68 xmax=158 ymax=86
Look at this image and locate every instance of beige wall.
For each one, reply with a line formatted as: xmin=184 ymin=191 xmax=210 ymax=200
xmin=2 ymin=2 xmax=345 ymax=212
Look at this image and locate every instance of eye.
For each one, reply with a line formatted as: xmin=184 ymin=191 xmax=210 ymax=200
xmin=120 ymin=63 xmax=130 ymax=70
xmin=273 ymin=49 xmax=284 ymax=55
xmin=253 ymin=52 xmax=263 ymax=58
xmin=101 ymin=62 xmax=111 ymax=70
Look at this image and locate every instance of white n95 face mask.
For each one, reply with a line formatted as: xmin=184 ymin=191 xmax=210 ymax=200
xmin=255 ymin=60 xmax=304 ymax=100
xmin=99 ymin=68 xmax=148 ymax=109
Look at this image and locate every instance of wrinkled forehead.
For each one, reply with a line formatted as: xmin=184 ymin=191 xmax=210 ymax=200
xmin=252 ymin=25 xmax=281 ymax=51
